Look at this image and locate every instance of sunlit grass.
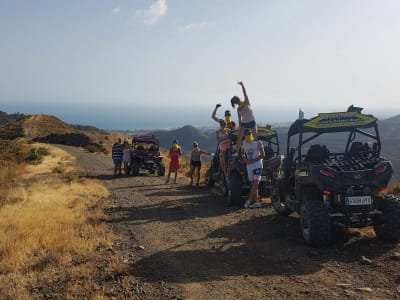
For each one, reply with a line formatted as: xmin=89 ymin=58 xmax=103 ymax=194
xmin=0 ymin=142 xmax=115 ymax=298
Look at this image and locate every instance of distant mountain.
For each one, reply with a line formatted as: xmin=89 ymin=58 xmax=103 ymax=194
xmin=150 ymin=125 xmax=217 ymax=152
xmin=148 ymin=115 xmax=400 ymax=183
xmin=69 ymin=124 xmax=103 ymax=132
xmin=0 ymin=111 xmax=25 ymax=126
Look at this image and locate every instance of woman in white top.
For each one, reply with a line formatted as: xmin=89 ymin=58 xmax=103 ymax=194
xmin=122 ymin=140 xmax=132 ymax=175
xmin=231 ymin=81 xmax=258 ymax=155
xmin=216 ymin=119 xmax=231 ymax=176
xmin=241 ymin=129 xmax=265 ymax=209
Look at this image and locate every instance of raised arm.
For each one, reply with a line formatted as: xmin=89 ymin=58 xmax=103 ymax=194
xmin=211 ymin=104 xmax=221 ymax=123
xmin=238 ymin=81 xmax=249 ymax=105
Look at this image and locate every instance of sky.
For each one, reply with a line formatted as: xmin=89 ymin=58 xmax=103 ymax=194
xmin=1 ymin=0 xmax=400 ymax=130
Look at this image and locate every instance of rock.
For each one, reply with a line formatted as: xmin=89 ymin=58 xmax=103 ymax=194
xmin=360 ymin=256 xmax=372 ymax=265
xmin=136 ymin=245 xmax=145 ymax=250
xmin=344 ymin=289 xmax=356 ymax=296
xmin=356 ymin=287 xmax=373 ymax=292
xmin=390 ymin=252 xmax=400 ymax=261
xmin=337 ymin=283 xmax=352 ymax=288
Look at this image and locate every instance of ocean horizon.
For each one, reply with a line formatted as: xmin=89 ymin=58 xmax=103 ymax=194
xmin=2 ymin=103 xmax=398 ymax=131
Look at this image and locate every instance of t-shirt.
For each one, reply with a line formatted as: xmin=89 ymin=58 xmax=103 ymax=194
xmin=238 ymin=104 xmax=255 ymax=123
xmin=112 ymin=143 xmax=123 ymax=159
xmin=242 ymin=140 xmax=263 ymax=168
xmin=122 ymin=147 xmax=132 ymax=162
xmin=191 ymin=150 xmax=202 ymax=162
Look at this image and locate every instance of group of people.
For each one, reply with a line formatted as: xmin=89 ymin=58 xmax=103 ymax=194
xmin=211 ymin=81 xmax=264 ymax=208
xmin=111 ymin=81 xmax=265 ymax=209
xmin=111 ymin=138 xmax=134 ymax=176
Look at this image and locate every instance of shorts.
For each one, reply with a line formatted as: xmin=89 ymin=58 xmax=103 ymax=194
xmin=247 ymin=162 xmax=263 ymax=182
xmin=219 ymin=142 xmax=231 ymax=153
xmin=241 ymin=120 xmax=256 ymax=129
xmin=113 ymin=158 xmax=122 ymax=165
xmin=190 ymin=160 xmax=201 ymax=168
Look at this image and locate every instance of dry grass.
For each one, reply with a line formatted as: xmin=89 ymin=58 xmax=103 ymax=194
xmin=0 ymin=143 xmax=115 ymax=299
xmin=162 ymin=149 xmax=210 ymax=184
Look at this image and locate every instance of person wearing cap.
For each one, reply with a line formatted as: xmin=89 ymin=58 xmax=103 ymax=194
xmin=216 ymin=119 xmax=232 ymax=177
xmin=211 ymin=104 xmax=236 ymax=130
xmin=166 ymin=140 xmax=182 ymax=184
xmin=189 ymin=141 xmax=211 ymax=187
xmin=231 ymin=81 xmax=258 ymax=155
xmin=241 ymin=129 xmax=265 ymax=208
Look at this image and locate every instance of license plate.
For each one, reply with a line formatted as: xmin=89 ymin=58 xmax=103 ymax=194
xmin=145 ymin=160 xmax=154 ymax=164
xmin=260 ymin=176 xmax=267 ymax=181
xmin=345 ymin=196 xmax=372 ymax=205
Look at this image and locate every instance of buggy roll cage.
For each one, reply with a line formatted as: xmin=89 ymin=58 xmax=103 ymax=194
xmin=132 ymin=134 xmax=160 ymax=150
xmin=286 ymin=111 xmax=380 ymax=167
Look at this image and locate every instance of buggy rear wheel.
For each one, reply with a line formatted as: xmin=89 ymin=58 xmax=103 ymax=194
xmin=300 ymin=200 xmax=331 ymax=246
xmin=374 ymin=196 xmax=400 ymax=242
xmin=271 ymin=182 xmax=292 ymax=216
xmin=131 ymin=163 xmax=140 ymax=176
xmin=158 ymin=163 xmax=165 ymax=176
xmin=227 ymin=172 xmax=242 ymax=206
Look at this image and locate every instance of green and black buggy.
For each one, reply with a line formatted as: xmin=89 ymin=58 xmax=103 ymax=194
xmin=271 ymin=107 xmax=400 ymax=246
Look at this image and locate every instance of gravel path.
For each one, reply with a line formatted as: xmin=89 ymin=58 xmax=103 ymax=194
xmin=59 ymin=145 xmax=400 ymax=300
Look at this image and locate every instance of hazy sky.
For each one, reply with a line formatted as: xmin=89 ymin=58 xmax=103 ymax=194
xmin=1 ymin=0 xmax=400 ymax=129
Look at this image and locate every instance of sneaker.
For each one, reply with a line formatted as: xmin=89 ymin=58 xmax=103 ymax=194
xmin=249 ymin=202 xmax=262 ymax=208
xmin=173 ymin=179 xmax=177 ymax=184
xmin=244 ymin=200 xmax=251 ymax=209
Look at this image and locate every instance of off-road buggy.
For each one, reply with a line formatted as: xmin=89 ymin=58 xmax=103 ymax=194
xmin=205 ymin=127 xmax=280 ymax=205
xmin=130 ymin=134 xmax=165 ymax=177
xmin=271 ymin=108 xmax=400 ymax=246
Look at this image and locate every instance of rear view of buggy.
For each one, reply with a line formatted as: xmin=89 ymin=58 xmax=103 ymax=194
xmin=130 ymin=134 xmax=165 ymax=177
xmin=271 ymin=108 xmax=400 ymax=246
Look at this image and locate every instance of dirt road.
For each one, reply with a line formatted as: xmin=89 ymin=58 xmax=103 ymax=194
xmin=60 ymin=145 xmax=400 ymax=299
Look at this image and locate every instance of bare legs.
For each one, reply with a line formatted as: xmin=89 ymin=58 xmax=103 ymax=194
xmin=166 ymin=170 xmax=178 ymax=184
xmin=190 ymin=166 xmax=201 ymax=186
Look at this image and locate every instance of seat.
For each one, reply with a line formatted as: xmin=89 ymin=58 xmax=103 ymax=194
xmin=136 ymin=145 xmax=144 ymax=151
xmin=305 ymin=144 xmax=329 ymax=162
xmin=264 ymin=144 xmax=274 ymax=159
xmin=149 ymin=144 xmax=158 ymax=151
xmin=346 ymin=141 xmax=370 ymax=158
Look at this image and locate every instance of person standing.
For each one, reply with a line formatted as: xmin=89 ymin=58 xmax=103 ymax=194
xmin=189 ymin=141 xmax=211 ymax=187
xmin=216 ymin=119 xmax=231 ymax=177
xmin=112 ymin=138 xmax=123 ymax=176
xmin=122 ymin=140 xmax=132 ymax=175
xmin=242 ymin=129 xmax=265 ymax=208
xmin=211 ymin=104 xmax=236 ymax=130
xmin=166 ymin=140 xmax=182 ymax=184
xmin=231 ymin=81 xmax=258 ymax=155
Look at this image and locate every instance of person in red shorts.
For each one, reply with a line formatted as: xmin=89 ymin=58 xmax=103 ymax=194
xmin=166 ymin=140 xmax=182 ymax=184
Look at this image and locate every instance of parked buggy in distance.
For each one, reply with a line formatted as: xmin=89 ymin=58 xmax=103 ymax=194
xmin=206 ymin=127 xmax=280 ymax=205
xmin=271 ymin=107 xmax=400 ymax=246
xmin=130 ymin=134 xmax=165 ymax=177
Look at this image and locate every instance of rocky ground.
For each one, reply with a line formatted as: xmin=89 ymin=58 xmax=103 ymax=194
xmin=58 ymin=145 xmax=400 ymax=299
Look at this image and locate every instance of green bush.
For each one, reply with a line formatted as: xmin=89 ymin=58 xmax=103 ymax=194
xmin=25 ymin=147 xmax=50 ymax=163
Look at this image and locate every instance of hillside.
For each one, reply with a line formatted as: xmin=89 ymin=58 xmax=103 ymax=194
xmin=0 ymin=114 xmax=115 ymax=153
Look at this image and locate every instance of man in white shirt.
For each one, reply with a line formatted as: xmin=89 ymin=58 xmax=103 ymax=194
xmin=241 ymin=129 xmax=265 ymax=208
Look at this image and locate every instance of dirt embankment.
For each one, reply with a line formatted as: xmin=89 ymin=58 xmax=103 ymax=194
xmin=53 ymin=146 xmax=400 ymax=299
